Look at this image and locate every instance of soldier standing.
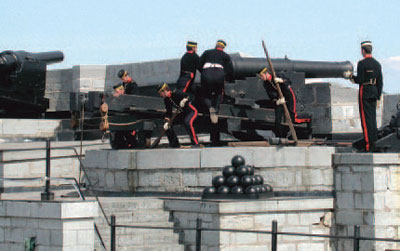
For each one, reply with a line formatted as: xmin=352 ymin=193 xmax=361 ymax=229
xmin=157 ymin=83 xmax=200 ymax=148
xmin=198 ymin=40 xmax=233 ymax=146
xmin=176 ymin=41 xmax=200 ymax=95
xmin=350 ymin=41 xmax=383 ymax=152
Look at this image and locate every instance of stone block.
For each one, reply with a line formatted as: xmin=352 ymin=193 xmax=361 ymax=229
xmin=354 ymin=193 xmax=374 ymax=210
xmin=335 ymin=210 xmax=363 ymax=225
xmin=299 ymin=212 xmax=325 ymax=225
xmin=183 ymin=171 xmax=199 ymax=187
xmin=62 ymin=202 xmax=97 ymax=219
xmin=200 ymin=148 xmax=254 ymax=168
xmin=342 ymin=172 xmax=362 ymax=192
xmin=62 ymin=230 xmax=77 ymax=247
xmin=298 ymin=243 xmax=326 ymax=251
xmin=220 ymin=215 xmax=254 ymax=229
xmin=136 ymin=149 xmax=200 ymax=169
xmin=108 ymin=150 xmax=133 ymax=169
xmin=50 ymin=230 xmax=63 ymax=246
xmin=228 ymin=232 xmax=258 ymax=245
xmin=280 ymin=226 xmax=310 ymax=241
xmin=336 ymin=192 xmax=354 ymax=209
xmin=83 ymin=150 xmax=109 ymax=169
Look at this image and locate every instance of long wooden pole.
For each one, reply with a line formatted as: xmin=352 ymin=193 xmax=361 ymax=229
xmin=262 ymin=40 xmax=298 ymax=143
xmin=150 ymin=111 xmax=180 ymax=149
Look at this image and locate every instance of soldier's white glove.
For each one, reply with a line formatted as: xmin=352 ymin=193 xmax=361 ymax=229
xmin=274 ymin=77 xmax=284 ymax=84
xmin=276 ymin=97 xmax=286 ymax=105
xmin=163 ymin=122 xmax=170 ymax=131
xmin=180 ymin=97 xmax=189 ymax=108
xmin=343 ymin=70 xmax=353 ymax=79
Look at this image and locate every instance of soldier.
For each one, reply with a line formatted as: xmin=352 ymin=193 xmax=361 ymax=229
xmin=350 ymin=41 xmax=383 ymax=152
xmin=113 ymin=69 xmax=139 ymax=96
xmin=198 ymin=39 xmax=233 ymax=145
xmin=157 ymin=83 xmax=200 ymax=148
xmin=258 ymin=68 xmax=309 ymax=138
xmin=176 ymin=41 xmax=200 ymax=95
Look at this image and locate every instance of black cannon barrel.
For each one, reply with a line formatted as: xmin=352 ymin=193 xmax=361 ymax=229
xmin=15 ymin=50 xmax=64 ymax=64
xmin=0 ymin=50 xmax=64 ymax=72
xmin=231 ymin=56 xmax=353 ymax=79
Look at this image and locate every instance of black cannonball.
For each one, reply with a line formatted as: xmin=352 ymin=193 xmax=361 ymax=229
xmin=245 ymin=186 xmax=257 ymax=194
xmin=230 ymin=186 xmax=244 ymax=194
xmin=227 ymin=175 xmax=240 ymax=187
xmin=236 ymin=165 xmax=249 ymax=178
xmin=240 ymin=175 xmax=253 ymax=187
xmin=259 ymin=185 xmax=267 ymax=193
xmin=264 ymin=184 xmax=273 ymax=192
xmin=246 ymin=166 xmax=254 ymax=176
xmin=212 ymin=175 xmax=226 ymax=188
xmin=254 ymin=175 xmax=264 ymax=185
xmin=222 ymin=165 xmax=236 ymax=178
xmin=203 ymin=186 xmax=216 ymax=194
xmin=217 ymin=185 xmax=230 ymax=194
xmin=231 ymin=155 xmax=245 ymax=167
xmin=251 ymin=176 xmax=257 ymax=185
xmin=254 ymin=185 xmax=262 ymax=193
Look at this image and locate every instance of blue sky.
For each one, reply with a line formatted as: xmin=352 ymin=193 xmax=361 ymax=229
xmin=1 ymin=0 xmax=400 ymax=93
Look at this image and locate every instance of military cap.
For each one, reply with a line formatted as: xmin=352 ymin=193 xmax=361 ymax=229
xmin=217 ymin=40 xmax=227 ymax=48
xmin=113 ymin=83 xmax=124 ymax=90
xmin=117 ymin=69 xmax=128 ymax=78
xmin=361 ymin=41 xmax=372 ymax=48
xmin=259 ymin=67 xmax=268 ymax=75
xmin=187 ymin=41 xmax=197 ymax=48
xmin=157 ymin=82 xmax=169 ymax=93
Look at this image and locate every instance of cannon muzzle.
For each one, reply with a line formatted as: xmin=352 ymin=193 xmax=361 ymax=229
xmin=231 ymin=56 xmax=353 ymax=79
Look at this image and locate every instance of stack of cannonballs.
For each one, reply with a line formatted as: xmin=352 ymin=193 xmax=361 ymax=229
xmin=203 ymin=155 xmax=273 ymax=198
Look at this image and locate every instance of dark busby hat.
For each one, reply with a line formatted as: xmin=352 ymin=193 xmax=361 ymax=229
xmin=187 ymin=41 xmax=197 ymax=48
xmin=217 ymin=40 xmax=227 ymax=48
xmin=113 ymin=83 xmax=124 ymax=90
xmin=157 ymin=82 xmax=169 ymax=93
xmin=117 ymin=69 xmax=128 ymax=78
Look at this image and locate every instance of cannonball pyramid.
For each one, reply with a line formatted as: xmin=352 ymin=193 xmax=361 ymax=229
xmin=202 ymin=155 xmax=273 ymax=199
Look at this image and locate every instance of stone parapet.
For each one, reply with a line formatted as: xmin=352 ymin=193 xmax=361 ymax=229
xmin=83 ymin=146 xmax=337 ymax=194
xmin=333 ymin=153 xmax=400 ymax=251
xmin=0 ymin=200 xmax=98 ymax=250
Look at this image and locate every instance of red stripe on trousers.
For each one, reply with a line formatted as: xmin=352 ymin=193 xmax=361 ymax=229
xmin=359 ymin=85 xmax=370 ymax=151
xmin=289 ymin=87 xmax=310 ymax=123
xmin=188 ymin=104 xmax=199 ymax=144
xmin=183 ymin=73 xmax=194 ymax=93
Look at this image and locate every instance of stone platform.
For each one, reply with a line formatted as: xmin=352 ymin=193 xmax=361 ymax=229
xmin=83 ymin=146 xmax=340 ymax=194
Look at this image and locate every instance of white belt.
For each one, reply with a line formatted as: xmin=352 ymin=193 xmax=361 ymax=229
xmin=203 ymin=63 xmax=223 ymax=69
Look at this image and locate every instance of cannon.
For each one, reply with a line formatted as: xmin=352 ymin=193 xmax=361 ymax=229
xmin=231 ymin=56 xmax=353 ymax=79
xmin=0 ymin=50 xmax=64 ymax=117
xmin=70 ymin=54 xmax=353 ymax=148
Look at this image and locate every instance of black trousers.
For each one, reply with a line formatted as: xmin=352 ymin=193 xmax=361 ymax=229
xmin=166 ymin=104 xmax=199 ymax=147
xmin=177 ymin=72 xmax=195 ymax=93
xmin=359 ymin=85 xmax=378 ymax=151
xmin=200 ymin=68 xmax=225 ymax=143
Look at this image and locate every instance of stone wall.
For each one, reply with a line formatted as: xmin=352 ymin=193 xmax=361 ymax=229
xmin=0 ymin=200 xmax=97 ymax=250
xmin=0 ymin=119 xmax=63 ymax=139
xmin=164 ymin=197 xmax=334 ymax=250
xmin=333 ymin=153 xmax=400 ymax=251
xmin=0 ymin=140 xmax=110 ymax=192
xmin=83 ymin=146 xmax=338 ymax=194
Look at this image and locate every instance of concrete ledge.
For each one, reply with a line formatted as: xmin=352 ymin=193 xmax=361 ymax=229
xmin=164 ymin=197 xmax=333 ymax=214
xmin=333 ymin=153 xmax=400 ymax=165
xmin=0 ymin=200 xmax=98 ymax=219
